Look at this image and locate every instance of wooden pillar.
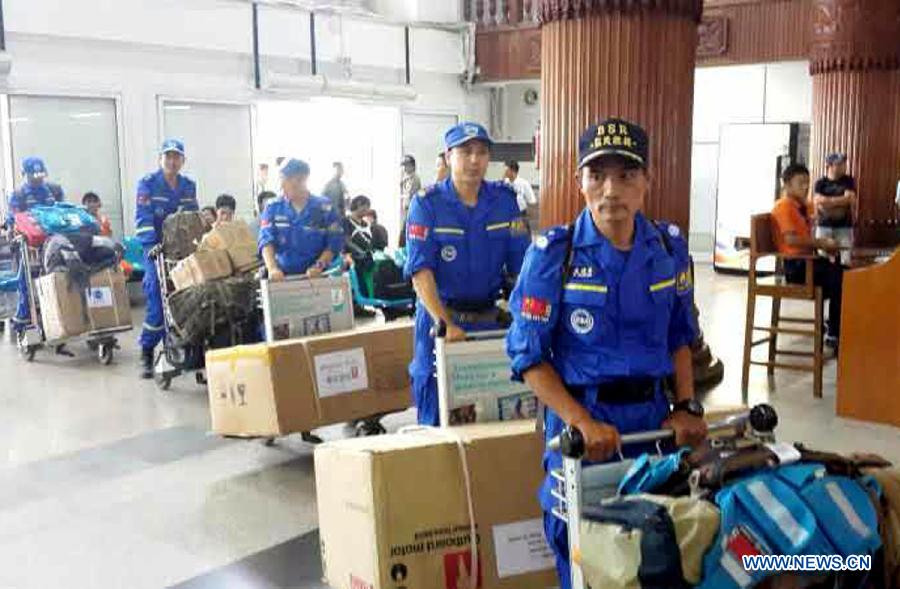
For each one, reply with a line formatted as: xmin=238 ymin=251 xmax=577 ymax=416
xmin=537 ymin=1 xmax=702 ymax=229
xmin=809 ymin=0 xmax=900 ymax=246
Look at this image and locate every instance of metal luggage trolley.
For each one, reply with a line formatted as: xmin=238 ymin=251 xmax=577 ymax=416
xmin=14 ymin=235 xmax=130 ymax=364
xmin=433 ymin=319 xmax=537 ymax=427
xmin=0 ymin=233 xmax=17 ymax=337
xmin=546 ymin=404 xmax=779 ymax=589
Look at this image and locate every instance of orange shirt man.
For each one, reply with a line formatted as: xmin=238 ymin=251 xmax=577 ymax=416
xmin=770 ymin=164 xmax=844 ymax=349
xmin=82 ymin=192 xmax=112 ymax=237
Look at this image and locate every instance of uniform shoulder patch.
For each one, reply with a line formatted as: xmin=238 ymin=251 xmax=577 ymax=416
xmin=421 ymin=184 xmax=440 ymax=198
xmin=535 ymin=225 xmax=571 ymax=250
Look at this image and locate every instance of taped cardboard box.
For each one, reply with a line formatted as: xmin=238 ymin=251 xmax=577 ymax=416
xmin=198 ymin=221 xmax=260 ymax=273
xmin=170 ymin=249 xmax=232 ymax=292
xmin=315 ymin=421 xmax=557 ymax=589
xmin=35 ymin=272 xmax=88 ymax=340
xmin=206 ymin=322 xmax=413 ymax=437
xmin=85 ymin=268 xmax=131 ymax=331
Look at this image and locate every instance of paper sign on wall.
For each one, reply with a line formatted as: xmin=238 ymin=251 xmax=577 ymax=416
xmin=492 ymin=518 xmax=555 ymax=578
xmin=314 ymin=347 xmax=369 ymax=398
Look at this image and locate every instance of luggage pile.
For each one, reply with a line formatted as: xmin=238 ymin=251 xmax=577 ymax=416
xmin=14 ymin=202 xmax=100 ymax=246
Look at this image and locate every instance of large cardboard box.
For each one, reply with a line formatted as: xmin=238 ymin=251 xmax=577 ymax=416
xmin=206 ymin=322 xmax=413 ymax=436
xmin=36 ymin=272 xmax=88 ymax=340
xmin=315 ymin=421 xmax=557 ymax=589
xmin=85 ymin=268 xmax=131 ymax=331
xmin=260 ymin=275 xmax=354 ymax=342
xmin=170 ymin=249 xmax=232 ymax=292
xmin=35 ymin=268 xmax=131 ymax=340
xmin=198 ymin=221 xmax=259 ymax=273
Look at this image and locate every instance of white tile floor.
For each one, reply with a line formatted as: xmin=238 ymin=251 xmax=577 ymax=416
xmin=0 ymin=263 xmax=895 ymax=588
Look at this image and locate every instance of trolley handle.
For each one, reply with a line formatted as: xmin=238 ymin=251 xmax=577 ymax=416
xmin=432 ymin=319 xmax=506 ymax=341
xmin=547 ymin=403 xmax=778 ymax=459
xmin=257 ymin=259 xmax=344 ymax=282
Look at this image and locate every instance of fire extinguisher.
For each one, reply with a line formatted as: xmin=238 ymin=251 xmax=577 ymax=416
xmin=534 ymin=120 xmax=541 ymax=170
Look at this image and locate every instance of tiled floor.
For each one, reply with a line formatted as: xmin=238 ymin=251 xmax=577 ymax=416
xmin=0 ymin=263 xmax=896 ymax=588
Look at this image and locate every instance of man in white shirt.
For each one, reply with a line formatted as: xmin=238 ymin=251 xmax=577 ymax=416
xmin=503 ymin=160 xmax=537 ymax=214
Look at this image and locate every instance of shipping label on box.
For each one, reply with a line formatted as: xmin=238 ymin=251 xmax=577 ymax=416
xmin=86 ymin=286 xmax=113 ymax=308
xmin=491 ymin=518 xmax=555 ymax=578
xmin=314 ymin=347 xmax=369 ymax=398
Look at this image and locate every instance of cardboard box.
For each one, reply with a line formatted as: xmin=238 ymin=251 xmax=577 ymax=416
xmin=206 ymin=322 xmax=414 ymax=436
xmin=35 ymin=268 xmax=131 ymax=340
xmin=85 ymin=268 xmax=131 ymax=331
xmin=170 ymin=249 xmax=232 ymax=292
xmin=315 ymin=421 xmax=557 ymax=589
xmin=36 ymin=272 xmax=88 ymax=340
xmin=198 ymin=221 xmax=259 ymax=272
xmin=260 ymin=275 xmax=354 ymax=342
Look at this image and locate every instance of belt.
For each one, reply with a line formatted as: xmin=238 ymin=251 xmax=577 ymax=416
xmin=568 ymin=378 xmax=660 ymax=405
xmin=445 ymin=299 xmax=495 ymax=313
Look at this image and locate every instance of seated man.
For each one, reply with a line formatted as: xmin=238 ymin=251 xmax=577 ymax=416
xmin=771 ymin=163 xmax=844 ymax=350
xmin=213 ymin=194 xmax=236 ymax=228
xmin=82 ymin=192 xmax=112 ymax=237
xmin=362 ymin=210 xmax=388 ymax=251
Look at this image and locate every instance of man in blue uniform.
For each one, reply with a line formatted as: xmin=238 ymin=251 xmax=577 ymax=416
xmin=258 ymin=158 xmax=344 ymax=281
xmin=404 ymin=122 xmax=530 ymax=426
xmin=7 ymin=157 xmax=65 ymax=335
xmin=135 ymin=139 xmax=198 ymax=378
xmin=505 ymin=118 xmax=708 ymax=588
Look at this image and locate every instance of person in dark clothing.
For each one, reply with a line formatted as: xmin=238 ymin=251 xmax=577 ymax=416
xmin=343 ymin=195 xmax=376 ymax=317
xmin=322 ymin=162 xmax=348 ymax=218
xmin=813 ymin=152 xmax=856 ymax=266
xmin=363 ymin=210 xmax=388 ymax=251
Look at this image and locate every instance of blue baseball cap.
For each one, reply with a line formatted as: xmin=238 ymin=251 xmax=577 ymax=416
xmin=279 ymin=158 xmax=311 ymax=178
xmin=160 ymin=139 xmax=186 ymax=156
xmin=825 ymin=152 xmax=847 ymax=165
xmin=21 ymin=157 xmax=47 ymax=177
xmin=444 ymin=122 xmax=493 ymax=150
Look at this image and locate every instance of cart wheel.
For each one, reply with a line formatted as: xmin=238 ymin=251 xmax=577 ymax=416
xmin=355 ymin=420 xmax=386 ymax=437
xmin=86 ymin=340 xmax=99 ymax=352
xmin=155 ymin=373 xmax=172 ymax=391
xmin=262 ymin=437 xmax=277 ymax=447
xmin=0 ymin=320 xmax=5 ymax=334
xmin=17 ymin=332 xmax=36 ymax=362
xmin=97 ymin=343 xmax=114 ymax=365
xmin=300 ymin=431 xmax=324 ymax=445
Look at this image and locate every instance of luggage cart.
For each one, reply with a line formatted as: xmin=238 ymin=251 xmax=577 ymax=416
xmin=433 ymin=317 xmax=534 ymax=427
xmin=546 ymin=404 xmax=779 ymax=589
xmin=0 ymin=234 xmax=18 ymax=337
xmin=14 ymin=235 xmax=130 ymax=364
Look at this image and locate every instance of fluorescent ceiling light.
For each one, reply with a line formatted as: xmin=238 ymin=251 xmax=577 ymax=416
xmin=164 ymin=105 xmax=192 ymax=111
xmin=70 ymin=112 xmax=103 ymax=119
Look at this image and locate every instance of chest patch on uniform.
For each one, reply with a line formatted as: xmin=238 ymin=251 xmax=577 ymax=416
xmin=569 ymin=308 xmax=594 ymax=335
xmin=535 ymin=235 xmax=549 ymax=249
xmin=571 ymin=266 xmax=594 ymax=279
xmin=521 ymin=296 xmax=551 ymax=322
xmin=441 ymin=245 xmax=458 ymax=262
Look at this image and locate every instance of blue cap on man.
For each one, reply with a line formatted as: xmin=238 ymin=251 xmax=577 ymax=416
xmin=21 ymin=157 xmax=48 ymax=178
xmin=444 ymin=122 xmax=493 ymax=151
xmin=279 ymin=158 xmax=311 ymax=178
xmin=825 ymin=152 xmax=847 ymax=166
xmin=160 ymin=139 xmax=186 ymax=156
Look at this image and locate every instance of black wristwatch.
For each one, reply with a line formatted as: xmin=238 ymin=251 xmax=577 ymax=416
xmin=672 ymin=398 xmax=704 ymax=418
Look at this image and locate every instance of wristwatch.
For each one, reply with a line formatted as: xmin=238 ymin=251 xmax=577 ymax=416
xmin=672 ymin=398 xmax=704 ymax=418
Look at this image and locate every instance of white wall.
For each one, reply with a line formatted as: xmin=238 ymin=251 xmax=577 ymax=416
xmin=0 ymin=0 xmax=483 ymax=235
xmin=689 ymin=60 xmax=812 ymax=254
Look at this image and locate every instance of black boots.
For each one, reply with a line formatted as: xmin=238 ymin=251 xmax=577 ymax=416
xmin=140 ymin=348 xmax=154 ymax=379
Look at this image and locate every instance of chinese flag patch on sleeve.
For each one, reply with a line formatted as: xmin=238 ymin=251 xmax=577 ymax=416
xmin=521 ymin=296 xmax=551 ymax=322
xmin=407 ymin=223 xmax=429 ymax=241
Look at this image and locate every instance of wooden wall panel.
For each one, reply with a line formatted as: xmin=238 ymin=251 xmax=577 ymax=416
xmin=540 ymin=12 xmax=697 ymax=229
xmin=476 ymin=25 xmax=542 ymax=81
xmin=701 ymin=0 xmax=813 ymax=65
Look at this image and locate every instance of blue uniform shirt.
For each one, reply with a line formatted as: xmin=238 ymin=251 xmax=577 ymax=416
xmin=6 ymin=182 xmax=64 ymax=225
xmin=404 ymin=178 xmax=530 ymax=377
xmin=257 ymin=194 xmax=344 ymax=275
xmin=506 ymin=209 xmax=698 ymax=510
xmin=134 ymin=170 xmax=198 ymax=247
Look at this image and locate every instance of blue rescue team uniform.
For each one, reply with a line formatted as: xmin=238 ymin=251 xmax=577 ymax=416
xmin=256 ymin=194 xmax=344 ymax=275
xmin=506 ymin=208 xmax=698 ymax=587
xmin=134 ymin=168 xmax=198 ymax=350
xmin=8 ymin=157 xmax=64 ymax=332
xmin=404 ymin=177 xmax=530 ymax=426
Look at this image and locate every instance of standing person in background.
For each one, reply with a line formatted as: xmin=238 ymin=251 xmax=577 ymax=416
xmin=813 ymin=152 xmax=857 ymax=266
xmin=258 ymin=158 xmax=343 ymax=282
xmin=435 ymin=152 xmax=449 ymax=183
xmin=213 ymin=194 xmax=236 ymax=227
xmin=503 ymin=160 xmax=537 ymax=231
xmin=404 ymin=122 xmax=530 ymax=426
xmin=82 ymin=192 xmax=112 ymax=237
xmin=256 ymin=163 xmax=270 ymax=196
xmin=400 ymin=155 xmax=422 ymax=221
xmin=322 ymin=161 xmax=348 ymax=219
xmin=134 ymin=139 xmax=198 ymax=379
xmin=248 ymin=190 xmax=276 ymax=241
xmin=7 ymin=157 xmax=65 ymax=336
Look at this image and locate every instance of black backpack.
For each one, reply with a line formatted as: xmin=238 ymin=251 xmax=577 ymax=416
xmin=372 ymin=258 xmax=413 ymax=300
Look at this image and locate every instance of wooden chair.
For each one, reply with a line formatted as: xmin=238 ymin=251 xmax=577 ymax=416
xmin=741 ymin=213 xmax=825 ymax=398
